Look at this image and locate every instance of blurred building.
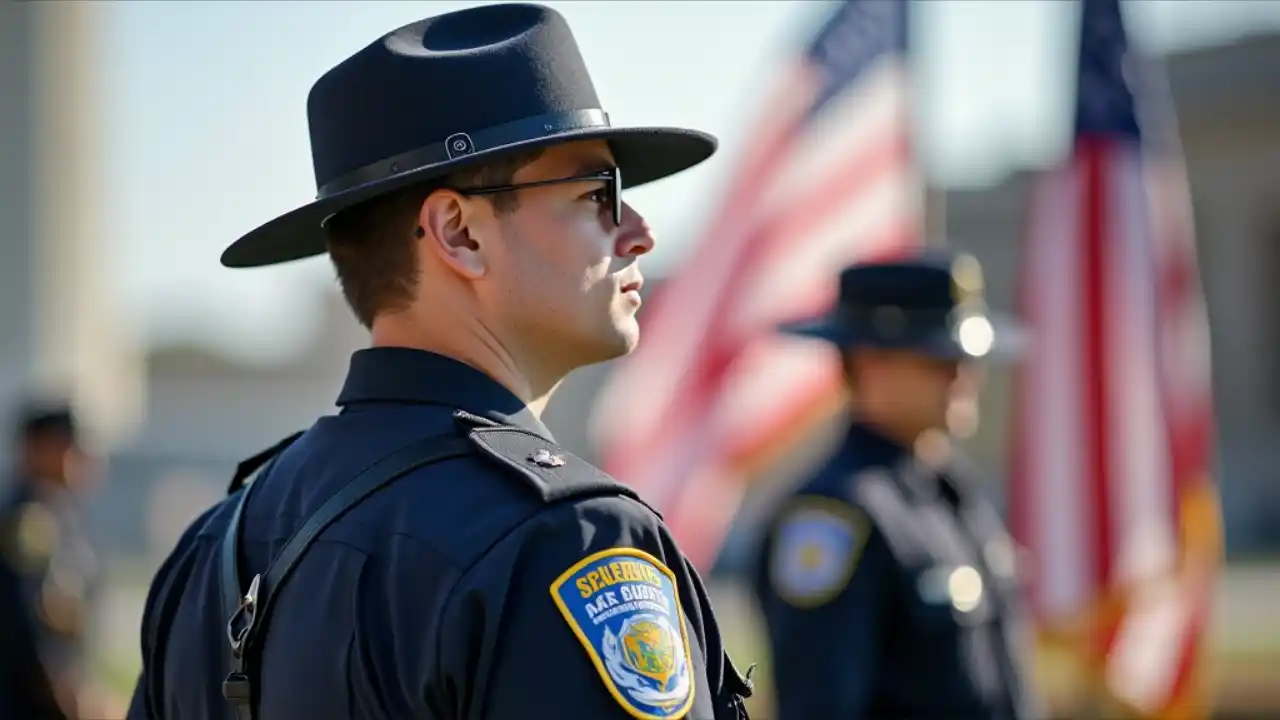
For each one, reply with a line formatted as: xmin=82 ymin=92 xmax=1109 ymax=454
xmin=95 ymin=288 xmax=363 ymax=562
xmin=0 ymin=1 xmax=144 ymax=469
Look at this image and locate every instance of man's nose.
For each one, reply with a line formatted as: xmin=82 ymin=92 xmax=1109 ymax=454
xmin=615 ymin=201 xmax=655 ymax=257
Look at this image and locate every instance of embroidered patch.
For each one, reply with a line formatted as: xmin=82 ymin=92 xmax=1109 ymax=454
xmin=769 ymin=498 xmax=870 ymax=608
xmin=550 ymin=548 xmax=695 ymax=719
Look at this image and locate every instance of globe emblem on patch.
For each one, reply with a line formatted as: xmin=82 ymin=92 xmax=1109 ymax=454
xmin=602 ymin=612 xmax=690 ymax=710
xmin=622 ymin=619 xmax=676 ymax=685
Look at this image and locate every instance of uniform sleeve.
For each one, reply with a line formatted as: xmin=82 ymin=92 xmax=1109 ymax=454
xmin=434 ymin=495 xmax=706 ymax=719
xmin=755 ymin=497 xmax=893 ymax=720
xmin=0 ymin=557 xmax=66 ymax=720
xmin=125 ymin=505 xmax=219 ymax=720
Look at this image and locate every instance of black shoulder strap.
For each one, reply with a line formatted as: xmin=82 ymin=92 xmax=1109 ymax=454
xmin=218 ymin=432 xmax=474 ymax=720
xmin=850 ymin=467 xmax=929 ymax=565
xmin=226 ymin=431 xmax=305 ymax=495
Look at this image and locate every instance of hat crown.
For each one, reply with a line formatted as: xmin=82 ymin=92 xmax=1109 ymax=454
xmin=306 ymin=3 xmax=601 ymax=192
xmin=837 ymin=256 xmax=969 ymax=313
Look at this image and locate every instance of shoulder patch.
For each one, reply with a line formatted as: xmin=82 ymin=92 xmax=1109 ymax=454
xmin=550 ymin=547 xmax=695 ymax=719
xmin=769 ymin=497 xmax=870 ymax=608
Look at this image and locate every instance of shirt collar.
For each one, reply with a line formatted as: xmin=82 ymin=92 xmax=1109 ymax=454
xmin=844 ymin=419 xmax=939 ymax=499
xmin=843 ymin=420 xmax=907 ymax=464
xmin=336 ymin=347 xmax=555 ymax=441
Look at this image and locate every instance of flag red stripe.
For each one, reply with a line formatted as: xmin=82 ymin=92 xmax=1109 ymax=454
xmin=1008 ymin=168 xmax=1043 ymax=614
xmin=1082 ymin=139 xmax=1114 ymax=610
xmin=744 ymin=106 xmax=911 ymax=288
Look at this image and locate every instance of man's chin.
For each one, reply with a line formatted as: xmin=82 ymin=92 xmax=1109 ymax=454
xmin=581 ymin=326 xmax=640 ymax=367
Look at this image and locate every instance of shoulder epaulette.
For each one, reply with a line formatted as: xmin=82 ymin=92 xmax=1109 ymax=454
xmin=454 ymin=411 xmax=656 ymax=515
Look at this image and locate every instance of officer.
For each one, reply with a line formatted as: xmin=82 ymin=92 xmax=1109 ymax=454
xmin=0 ymin=534 xmax=67 ymax=719
xmin=1 ymin=400 xmax=96 ymax=719
xmin=126 ymin=4 xmax=754 ymax=720
xmin=751 ymin=250 xmax=1039 ymax=720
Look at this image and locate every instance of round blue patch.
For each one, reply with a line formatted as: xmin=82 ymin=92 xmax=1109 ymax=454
xmin=550 ymin=548 xmax=695 ymax=719
xmin=770 ymin=499 xmax=870 ymax=608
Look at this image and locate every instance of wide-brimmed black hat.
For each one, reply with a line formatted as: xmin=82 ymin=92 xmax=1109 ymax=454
xmin=779 ymin=249 xmax=1022 ymax=360
xmin=220 ymin=3 xmax=718 ymax=268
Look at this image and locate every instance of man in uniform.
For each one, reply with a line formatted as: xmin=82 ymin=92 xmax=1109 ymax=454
xmin=0 ymin=512 xmax=67 ymax=720
xmin=1 ymin=400 xmax=97 ymax=719
xmin=752 ymin=250 xmax=1038 ymax=719
xmin=126 ymin=4 xmax=754 ymax=720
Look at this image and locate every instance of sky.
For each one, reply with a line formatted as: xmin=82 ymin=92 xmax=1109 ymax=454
xmin=91 ymin=0 xmax=1280 ymax=365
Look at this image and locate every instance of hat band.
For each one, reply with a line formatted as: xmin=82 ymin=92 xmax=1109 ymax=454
xmin=316 ymin=108 xmax=612 ymax=199
xmin=836 ymin=303 xmax=983 ymax=338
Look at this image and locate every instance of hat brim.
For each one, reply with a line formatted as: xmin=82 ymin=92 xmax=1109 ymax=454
xmin=778 ymin=312 xmax=1025 ymax=361
xmin=219 ymin=126 xmax=716 ymax=269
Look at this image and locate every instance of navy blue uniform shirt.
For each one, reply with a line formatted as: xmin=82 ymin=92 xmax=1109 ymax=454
xmin=752 ymin=422 xmax=1037 ymax=720
xmin=127 ymin=348 xmax=753 ymax=720
xmin=0 ymin=555 xmax=66 ymax=719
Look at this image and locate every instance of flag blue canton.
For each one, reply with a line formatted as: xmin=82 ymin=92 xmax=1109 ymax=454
xmin=1074 ymin=0 xmax=1141 ymax=140
xmin=804 ymin=0 xmax=909 ymax=118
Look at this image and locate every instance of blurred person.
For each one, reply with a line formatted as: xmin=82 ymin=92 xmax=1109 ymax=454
xmin=751 ymin=251 xmax=1039 ymax=720
xmin=126 ymin=4 xmax=755 ymax=720
xmin=0 ymin=550 xmax=68 ymax=719
xmin=1 ymin=399 xmax=98 ymax=719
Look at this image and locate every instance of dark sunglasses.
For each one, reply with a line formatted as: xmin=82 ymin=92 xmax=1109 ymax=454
xmin=457 ymin=166 xmax=622 ymax=227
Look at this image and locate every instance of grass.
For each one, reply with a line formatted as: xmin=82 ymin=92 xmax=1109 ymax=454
xmin=87 ymin=565 xmax=1280 ymax=716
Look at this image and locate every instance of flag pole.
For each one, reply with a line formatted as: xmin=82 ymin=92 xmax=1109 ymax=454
xmin=905 ymin=0 xmax=945 ymax=249
xmin=926 ymin=183 xmax=947 ymax=247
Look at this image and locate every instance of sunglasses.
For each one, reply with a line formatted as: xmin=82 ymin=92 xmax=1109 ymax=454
xmin=457 ymin=166 xmax=622 ymax=227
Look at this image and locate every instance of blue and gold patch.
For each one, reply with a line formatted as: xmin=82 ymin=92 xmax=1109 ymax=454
xmin=769 ymin=498 xmax=870 ymax=608
xmin=550 ymin=548 xmax=695 ymax=719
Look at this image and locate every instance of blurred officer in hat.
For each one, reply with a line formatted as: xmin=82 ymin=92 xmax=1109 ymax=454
xmin=752 ymin=250 xmax=1039 ymax=720
xmin=1 ymin=400 xmax=97 ymax=719
xmin=127 ymin=4 xmax=755 ymax=720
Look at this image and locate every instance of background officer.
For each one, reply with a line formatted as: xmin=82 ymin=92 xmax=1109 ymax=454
xmin=752 ymin=250 xmax=1039 ymax=719
xmin=1 ymin=400 xmax=97 ymax=719
xmin=0 ymin=551 xmax=66 ymax=719
xmin=126 ymin=4 xmax=754 ymax=719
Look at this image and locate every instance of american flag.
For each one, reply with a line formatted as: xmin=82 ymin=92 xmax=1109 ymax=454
xmin=1008 ymin=0 xmax=1222 ymax=715
xmin=590 ymin=0 xmax=924 ymax=571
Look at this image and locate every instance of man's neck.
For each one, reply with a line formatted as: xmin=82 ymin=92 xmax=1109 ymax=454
xmin=369 ymin=313 xmax=561 ymax=416
xmin=854 ymin=413 xmax=931 ymax=450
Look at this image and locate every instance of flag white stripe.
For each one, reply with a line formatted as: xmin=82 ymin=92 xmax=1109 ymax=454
xmin=752 ymin=58 xmax=908 ymax=224
xmin=1106 ymin=148 xmax=1177 ymax=591
xmin=732 ymin=161 xmax=916 ymax=337
xmin=1030 ymin=163 xmax=1092 ymax=619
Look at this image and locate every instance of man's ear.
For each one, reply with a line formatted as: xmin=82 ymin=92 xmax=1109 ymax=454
xmin=418 ymin=189 xmax=486 ymax=279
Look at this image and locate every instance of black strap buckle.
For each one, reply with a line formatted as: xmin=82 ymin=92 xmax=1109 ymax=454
xmin=222 ymin=673 xmax=252 ymax=701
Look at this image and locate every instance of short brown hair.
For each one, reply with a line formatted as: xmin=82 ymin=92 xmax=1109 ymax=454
xmin=326 ymin=150 xmax=542 ymax=328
